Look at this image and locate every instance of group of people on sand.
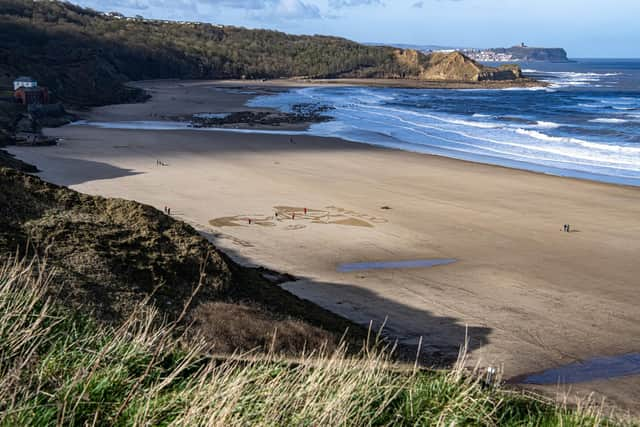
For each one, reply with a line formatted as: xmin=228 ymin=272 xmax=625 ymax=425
xmin=243 ymin=208 xmax=313 ymax=226
xmin=164 ymin=206 xmax=171 ymax=215
xmin=156 ymin=160 xmax=168 ymax=166
xmin=563 ymin=224 xmax=572 ymax=232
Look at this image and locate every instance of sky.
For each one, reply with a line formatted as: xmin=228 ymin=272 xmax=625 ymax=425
xmin=70 ymin=0 xmax=640 ymax=58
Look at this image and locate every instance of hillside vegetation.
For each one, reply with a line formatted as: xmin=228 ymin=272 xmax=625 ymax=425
xmin=0 ymin=0 xmax=525 ymax=107
xmin=0 ymin=167 xmax=363 ymax=355
xmin=0 ymin=255 xmax=620 ymax=426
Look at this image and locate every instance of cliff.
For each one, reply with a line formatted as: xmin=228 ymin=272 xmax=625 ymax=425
xmin=491 ymin=47 xmax=569 ymax=62
xmin=388 ymin=50 xmax=523 ymax=82
xmin=0 ymin=167 xmax=363 ymax=354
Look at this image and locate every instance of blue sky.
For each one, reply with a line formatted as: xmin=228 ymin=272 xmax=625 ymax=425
xmin=71 ymin=0 xmax=640 ymax=58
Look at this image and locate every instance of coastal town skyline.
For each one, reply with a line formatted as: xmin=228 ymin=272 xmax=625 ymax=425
xmin=69 ymin=0 xmax=640 ymax=58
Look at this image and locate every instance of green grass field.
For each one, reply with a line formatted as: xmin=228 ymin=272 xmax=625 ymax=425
xmin=0 ymin=257 xmax=632 ymax=426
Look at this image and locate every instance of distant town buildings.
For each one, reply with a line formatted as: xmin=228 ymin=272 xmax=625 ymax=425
xmin=461 ymin=49 xmax=515 ymax=62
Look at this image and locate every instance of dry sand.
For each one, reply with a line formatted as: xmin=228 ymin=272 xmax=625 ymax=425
xmin=8 ymin=80 xmax=640 ymax=412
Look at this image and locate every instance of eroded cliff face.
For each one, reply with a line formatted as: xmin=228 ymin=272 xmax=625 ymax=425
xmin=393 ymin=49 xmax=523 ymax=82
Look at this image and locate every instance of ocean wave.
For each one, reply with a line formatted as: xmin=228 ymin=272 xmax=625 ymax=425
xmin=348 ymin=106 xmax=640 ymax=168
xmin=544 ymin=71 xmax=623 ymax=78
xmin=250 ymin=84 xmax=640 ymax=185
xmin=535 ymin=121 xmax=562 ymax=129
xmin=540 ymin=71 xmax=624 ymax=88
xmin=368 ymin=104 xmax=502 ymax=129
xmin=589 ymin=118 xmax=629 ymax=124
xmin=343 ymin=111 xmax=640 ymax=171
xmin=500 ymin=86 xmax=555 ymax=92
xmin=362 ymin=104 xmax=640 ymax=156
xmin=446 ymin=118 xmax=500 ymax=128
xmin=514 ymin=128 xmax=640 ymax=155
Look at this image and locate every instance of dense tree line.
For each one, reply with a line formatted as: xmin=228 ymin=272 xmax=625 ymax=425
xmin=0 ymin=0 xmax=407 ymax=105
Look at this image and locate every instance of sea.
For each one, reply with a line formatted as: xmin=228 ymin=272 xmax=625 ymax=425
xmin=250 ymin=59 xmax=640 ymax=186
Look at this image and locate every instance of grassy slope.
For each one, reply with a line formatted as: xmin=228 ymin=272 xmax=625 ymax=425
xmin=0 ymin=170 xmax=634 ymax=424
xmin=0 ymin=257 xmax=622 ymax=426
xmin=0 ymin=167 xmax=364 ymax=355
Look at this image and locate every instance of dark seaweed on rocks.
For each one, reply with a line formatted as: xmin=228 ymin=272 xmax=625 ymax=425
xmin=190 ymin=104 xmax=333 ymax=128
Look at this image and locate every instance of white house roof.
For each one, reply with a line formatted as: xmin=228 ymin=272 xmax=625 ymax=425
xmin=14 ymin=76 xmax=36 ymax=82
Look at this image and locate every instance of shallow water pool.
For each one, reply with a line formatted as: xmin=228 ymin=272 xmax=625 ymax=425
xmin=522 ymin=353 xmax=640 ymax=384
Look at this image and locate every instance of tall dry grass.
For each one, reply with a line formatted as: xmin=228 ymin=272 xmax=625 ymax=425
xmin=0 ymin=256 xmax=626 ymax=426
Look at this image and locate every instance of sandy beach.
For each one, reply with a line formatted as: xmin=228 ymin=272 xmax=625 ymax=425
xmin=8 ymin=80 xmax=640 ymax=411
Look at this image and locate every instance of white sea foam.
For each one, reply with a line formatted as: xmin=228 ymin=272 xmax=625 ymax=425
xmin=514 ymin=128 xmax=640 ymax=155
xmin=349 ymin=106 xmax=640 ymax=168
xmin=540 ymin=71 xmax=623 ymax=88
xmin=247 ymin=85 xmax=640 ymax=185
xmin=589 ymin=118 xmax=629 ymax=124
xmin=578 ymin=103 xmax=601 ymax=108
xmin=500 ymin=86 xmax=554 ymax=92
xmin=446 ymin=118 xmax=500 ymax=129
xmin=344 ymin=109 xmax=640 ymax=171
xmin=535 ymin=121 xmax=562 ymax=129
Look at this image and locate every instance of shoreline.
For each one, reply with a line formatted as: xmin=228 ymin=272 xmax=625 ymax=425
xmin=292 ymin=77 xmax=545 ymax=89
xmin=70 ymin=118 xmax=640 ymax=191
xmin=129 ymin=76 xmax=546 ymax=91
xmin=7 ymin=79 xmax=640 ymax=412
xmin=111 ymin=79 xmax=636 ymax=189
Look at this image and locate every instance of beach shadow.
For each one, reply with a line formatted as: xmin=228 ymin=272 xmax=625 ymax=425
xmin=201 ymin=232 xmax=491 ymax=367
xmin=281 ymin=279 xmax=491 ymax=366
xmin=35 ymin=157 xmax=142 ymax=187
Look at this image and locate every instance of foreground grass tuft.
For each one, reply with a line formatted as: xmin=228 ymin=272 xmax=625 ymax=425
xmin=0 ymin=257 xmax=629 ymax=426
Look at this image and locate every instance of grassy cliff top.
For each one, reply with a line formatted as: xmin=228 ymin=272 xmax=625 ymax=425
xmin=0 ymin=167 xmax=364 ymax=355
xmin=0 ymin=247 xmax=625 ymax=425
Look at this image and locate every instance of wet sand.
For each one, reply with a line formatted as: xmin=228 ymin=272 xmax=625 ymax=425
xmin=8 ymin=80 xmax=640 ymax=412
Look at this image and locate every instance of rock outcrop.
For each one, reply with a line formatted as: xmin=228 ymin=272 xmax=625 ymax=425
xmin=394 ymin=50 xmax=524 ymax=82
